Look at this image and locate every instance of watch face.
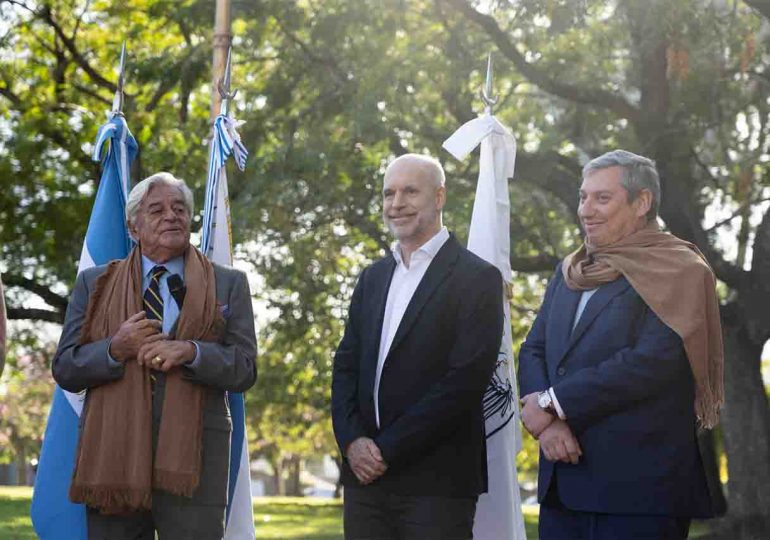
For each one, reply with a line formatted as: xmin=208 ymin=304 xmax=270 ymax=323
xmin=538 ymin=392 xmax=550 ymax=408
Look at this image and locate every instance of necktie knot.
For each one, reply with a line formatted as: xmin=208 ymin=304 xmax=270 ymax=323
xmin=150 ymin=265 xmax=167 ymax=281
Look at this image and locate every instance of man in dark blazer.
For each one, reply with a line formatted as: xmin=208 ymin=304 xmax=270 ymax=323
xmin=53 ymin=173 xmax=257 ymax=540
xmin=332 ymin=154 xmax=504 ymax=539
xmin=519 ymin=150 xmax=718 ymax=540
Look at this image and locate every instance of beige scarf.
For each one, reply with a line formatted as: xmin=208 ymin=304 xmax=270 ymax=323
xmin=562 ymin=222 xmax=724 ymax=428
xmin=69 ymin=245 xmax=224 ymax=514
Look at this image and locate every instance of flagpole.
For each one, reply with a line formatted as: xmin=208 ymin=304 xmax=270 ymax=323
xmin=442 ymin=52 xmax=526 ymax=540
xmin=211 ymin=0 xmax=232 ymax=121
xmin=481 ymin=51 xmax=498 ymax=116
xmin=111 ymin=42 xmax=126 ymax=117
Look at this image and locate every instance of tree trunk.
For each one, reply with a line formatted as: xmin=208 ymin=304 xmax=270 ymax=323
xmin=719 ymin=322 xmax=770 ymax=538
xmin=270 ymin=455 xmax=284 ymax=496
xmin=697 ymin=429 xmax=727 ymax=517
xmin=15 ymin=448 xmax=27 ymax=486
xmin=285 ymin=455 xmax=302 ymax=496
xmin=333 ymin=457 xmax=343 ymax=499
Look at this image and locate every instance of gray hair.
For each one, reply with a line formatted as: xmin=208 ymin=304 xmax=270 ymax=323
xmin=126 ymin=172 xmax=194 ymax=229
xmin=385 ymin=153 xmax=446 ymax=187
xmin=583 ymin=149 xmax=661 ymax=220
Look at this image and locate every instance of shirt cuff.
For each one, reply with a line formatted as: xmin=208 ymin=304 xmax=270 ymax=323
xmin=106 ymin=339 xmax=123 ymax=367
xmin=548 ymin=387 xmax=567 ymax=420
xmin=185 ymin=340 xmax=201 ymax=366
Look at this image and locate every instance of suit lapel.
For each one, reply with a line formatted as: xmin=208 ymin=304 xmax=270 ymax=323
xmin=549 ymin=283 xmax=581 ymax=366
xmin=386 ymin=235 xmax=460 ymax=359
xmin=559 ymin=277 xmax=631 ymax=363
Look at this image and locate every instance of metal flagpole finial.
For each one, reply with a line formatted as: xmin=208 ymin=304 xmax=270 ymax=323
xmin=111 ymin=41 xmax=127 ymax=116
xmin=480 ymin=51 xmax=498 ymax=115
xmin=217 ymin=46 xmax=238 ymax=116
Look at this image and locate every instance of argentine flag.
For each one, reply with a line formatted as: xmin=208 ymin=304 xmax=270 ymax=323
xmin=203 ymin=112 xmax=255 ymax=540
xmin=31 ymin=114 xmax=136 ymax=539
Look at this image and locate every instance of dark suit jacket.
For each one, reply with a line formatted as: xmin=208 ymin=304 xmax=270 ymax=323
xmin=52 ymin=258 xmax=257 ymax=507
xmin=332 ymin=234 xmax=504 ymax=497
xmin=518 ymin=263 xmax=713 ymax=517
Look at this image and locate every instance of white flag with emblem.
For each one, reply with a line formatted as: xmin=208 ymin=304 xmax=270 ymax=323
xmin=443 ymin=113 xmax=526 ymax=540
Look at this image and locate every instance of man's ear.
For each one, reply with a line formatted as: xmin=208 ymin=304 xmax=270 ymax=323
xmin=435 ymin=185 xmax=446 ymax=211
xmin=127 ymin=220 xmax=138 ymax=242
xmin=634 ymin=189 xmax=653 ymax=218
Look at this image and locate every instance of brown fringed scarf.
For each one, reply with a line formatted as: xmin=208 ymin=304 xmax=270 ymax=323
xmin=562 ymin=221 xmax=724 ymax=428
xmin=69 ymin=245 xmax=224 ymax=514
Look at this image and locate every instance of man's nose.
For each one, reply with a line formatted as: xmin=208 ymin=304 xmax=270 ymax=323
xmin=578 ymin=199 xmax=593 ymax=217
xmin=392 ymin=191 xmax=405 ymax=207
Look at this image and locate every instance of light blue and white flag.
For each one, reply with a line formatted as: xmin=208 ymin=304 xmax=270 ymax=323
xmin=31 ymin=114 xmax=136 ymax=539
xmin=443 ymin=114 xmax=526 ymax=540
xmin=202 ymin=112 xmax=255 ymax=540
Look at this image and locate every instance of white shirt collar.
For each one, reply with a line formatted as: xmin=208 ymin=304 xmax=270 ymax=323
xmin=392 ymin=226 xmax=449 ymax=266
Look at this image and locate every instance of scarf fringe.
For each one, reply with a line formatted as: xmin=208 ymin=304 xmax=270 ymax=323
xmin=153 ymin=469 xmax=199 ymax=498
xmin=69 ymin=484 xmax=152 ymax=514
xmin=696 ymin=385 xmax=723 ymax=430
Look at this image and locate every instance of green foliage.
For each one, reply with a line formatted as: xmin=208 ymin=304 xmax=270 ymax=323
xmin=0 ymin=329 xmax=55 ymax=471
xmin=3 ymin=2 xmax=770 ymax=522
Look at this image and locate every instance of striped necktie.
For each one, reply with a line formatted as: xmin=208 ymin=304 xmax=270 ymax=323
xmin=144 ymin=265 xmax=167 ymax=322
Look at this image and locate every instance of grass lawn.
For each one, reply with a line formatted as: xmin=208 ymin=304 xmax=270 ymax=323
xmin=2 ymin=486 xmax=537 ymax=539
xmin=2 ymin=486 xmax=712 ymax=539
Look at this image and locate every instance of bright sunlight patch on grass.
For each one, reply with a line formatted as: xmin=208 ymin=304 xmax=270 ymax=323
xmin=1 ymin=487 xmax=710 ymax=539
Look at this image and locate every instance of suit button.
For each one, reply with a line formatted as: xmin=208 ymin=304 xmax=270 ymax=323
xmin=556 ymin=367 xmax=566 ymax=376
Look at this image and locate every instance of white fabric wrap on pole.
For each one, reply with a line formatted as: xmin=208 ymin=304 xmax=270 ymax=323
xmin=443 ymin=115 xmax=526 ymax=540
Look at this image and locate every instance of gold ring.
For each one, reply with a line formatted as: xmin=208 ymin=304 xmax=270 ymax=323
xmin=153 ymin=355 xmax=163 ymax=366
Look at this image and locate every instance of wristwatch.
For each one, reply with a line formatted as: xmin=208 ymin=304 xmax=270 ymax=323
xmin=537 ymin=390 xmax=557 ymax=416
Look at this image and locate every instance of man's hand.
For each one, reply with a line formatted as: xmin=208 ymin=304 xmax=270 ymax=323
xmin=137 ymin=339 xmax=196 ymax=372
xmin=109 ymin=312 xmax=163 ymax=362
xmin=520 ymin=392 xmax=555 ymax=438
xmin=539 ymin=419 xmax=582 ymax=464
xmin=346 ymin=437 xmax=387 ymax=485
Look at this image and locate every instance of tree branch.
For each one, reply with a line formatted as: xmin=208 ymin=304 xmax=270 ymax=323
xmin=38 ymin=5 xmax=117 ymax=92
xmin=445 ymin=0 xmax=641 ymax=122
xmin=2 ymin=274 xmax=68 ymax=311
xmin=744 ymin=0 xmax=770 ymax=20
xmin=510 ymin=254 xmax=560 ymax=273
xmin=516 ymin=150 xmax=581 ymax=218
xmin=7 ymin=307 xmax=64 ymax=323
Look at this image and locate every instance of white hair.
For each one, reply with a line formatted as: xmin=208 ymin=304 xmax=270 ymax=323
xmin=126 ymin=172 xmax=194 ymax=230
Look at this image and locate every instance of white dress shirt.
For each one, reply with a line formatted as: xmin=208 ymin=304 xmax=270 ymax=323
xmin=549 ymin=288 xmax=598 ymax=420
xmin=373 ymin=226 xmax=450 ymax=428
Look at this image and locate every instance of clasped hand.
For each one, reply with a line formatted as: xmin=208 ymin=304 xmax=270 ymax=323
xmin=521 ymin=392 xmax=582 ymax=465
xmin=109 ymin=311 xmax=196 ymax=371
xmin=346 ymin=437 xmax=387 ymax=485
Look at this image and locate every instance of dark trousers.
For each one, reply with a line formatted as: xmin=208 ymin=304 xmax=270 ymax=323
xmin=343 ymin=484 xmax=477 ymax=540
xmin=86 ymin=374 xmax=229 ymax=540
xmin=539 ymin=480 xmax=691 ymax=540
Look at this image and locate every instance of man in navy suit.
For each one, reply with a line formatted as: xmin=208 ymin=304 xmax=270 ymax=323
xmin=519 ymin=150 xmax=720 ymax=539
xmin=332 ymin=154 xmax=504 ymax=539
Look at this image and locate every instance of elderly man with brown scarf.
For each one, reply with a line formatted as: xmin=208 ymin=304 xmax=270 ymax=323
xmin=52 ymin=172 xmax=257 ymax=540
xmin=518 ymin=150 xmax=723 ymax=540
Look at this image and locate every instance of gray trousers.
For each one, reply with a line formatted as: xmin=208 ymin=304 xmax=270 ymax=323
xmin=86 ymin=374 xmax=231 ymax=540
